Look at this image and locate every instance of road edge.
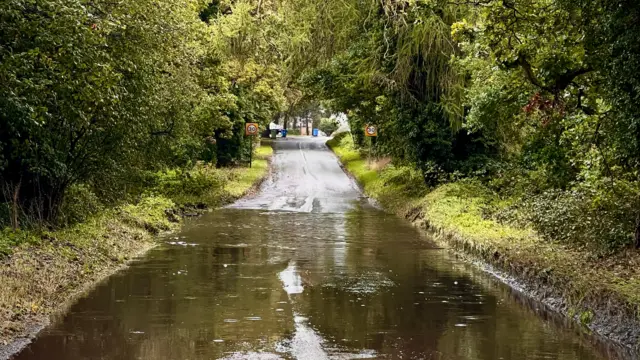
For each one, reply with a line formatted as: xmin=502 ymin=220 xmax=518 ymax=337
xmin=0 ymin=150 xmax=275 ymax=360
xmin=326 ymin=136 xmax=640 ymax=358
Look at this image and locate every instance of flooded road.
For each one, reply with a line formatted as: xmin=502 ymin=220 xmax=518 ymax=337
xmin=14 ymin=138 xmax=615 ymax=359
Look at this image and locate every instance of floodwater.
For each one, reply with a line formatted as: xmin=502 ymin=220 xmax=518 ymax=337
xmin=13 ymin=138 xmax=619 ymax=359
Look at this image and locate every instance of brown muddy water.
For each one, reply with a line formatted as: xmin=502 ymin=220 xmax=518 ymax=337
xmin=13 ymin=208 xmax=617 ymax=360
xmin=10 ymin=138 xmax=627 ymax=359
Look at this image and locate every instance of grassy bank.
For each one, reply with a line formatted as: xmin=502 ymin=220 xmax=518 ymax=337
xmin=0 ymin=144 xmax=273 ymax=347
xmin=328 ymin=134 xmax=640 ymax=350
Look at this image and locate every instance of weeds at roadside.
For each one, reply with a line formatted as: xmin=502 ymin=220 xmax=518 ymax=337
xmin=327 ymin=135 xmax=640 ymax=329
xmin=0 ymin=143 xmax=274 ymax=346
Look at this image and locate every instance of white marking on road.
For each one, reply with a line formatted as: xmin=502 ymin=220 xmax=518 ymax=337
xmin=298 ymin=141 xmax=307 ymax=163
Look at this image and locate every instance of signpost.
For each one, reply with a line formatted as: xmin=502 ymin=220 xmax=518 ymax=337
xmin=245 ymin=123 xmax=259 ymax=168
xmin=364 ymin=124 xmax=378 ymax=160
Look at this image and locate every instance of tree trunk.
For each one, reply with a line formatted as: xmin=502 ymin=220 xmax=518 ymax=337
xmin=48 ymin=185 xmax=66 ymax=225
xmin=11 ymin=177 xmax=21 ymax=229
xmin=635 ymin=213 xmax=640 ymax=249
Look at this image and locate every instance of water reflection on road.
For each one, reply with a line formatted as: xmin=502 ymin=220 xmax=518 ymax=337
xmin=14 ymin=208 xmax=610 ymax=359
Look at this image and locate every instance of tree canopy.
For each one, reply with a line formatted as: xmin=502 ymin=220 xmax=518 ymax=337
xmin=1 ymin=0 xmax=639 ymax=250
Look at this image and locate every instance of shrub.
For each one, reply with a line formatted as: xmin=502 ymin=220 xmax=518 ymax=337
xmin=319 ymin=118 xmax=339 ymax=136
xmin=379 ymin=165 xmax=428 ymax=197
xmin=495 ymin=181 xmax=639 ymax=253
xmin=0 ymin=228 xmax=37 ymax=257
xmin=150 ymin=166 xmax=227 ymax=206
xmin=59 ymin=184 xmax=104 ymax=227
xmin=120 ymin=196 xmax=176 ymax=233
xmin=327 ymin=131 xmax=352 ymax=148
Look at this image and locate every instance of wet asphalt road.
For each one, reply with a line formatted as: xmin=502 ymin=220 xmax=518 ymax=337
xmin=230 ymin=137 xmax=365 ymax=213
xmin=11 ymin=136 xmax=614 ymax=360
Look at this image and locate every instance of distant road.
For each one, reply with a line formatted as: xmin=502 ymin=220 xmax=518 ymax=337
xmin=229 ymin=136 xmax=366 ymax=213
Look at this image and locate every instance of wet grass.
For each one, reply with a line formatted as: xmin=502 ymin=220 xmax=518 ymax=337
xmin=0 ymin=144 xmax=273 ymax=347
xmin=328 ymin=135 xmax=640 ymax=349
xmin=224 ymin=144 xmax=273 ymax=199
xmin=151 ymin=144 xmax=273 ymax=207
xmin=0 ymin=198 xmax=170 ymax=346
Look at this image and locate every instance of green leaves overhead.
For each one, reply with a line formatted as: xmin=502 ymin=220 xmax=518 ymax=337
xmin=0 ymin=0 xmax=292 ymax=224
xmin=294 ymin=0 xmax=640 ymax=250
xmin=1 ymin=0 xmax=638 ymax=249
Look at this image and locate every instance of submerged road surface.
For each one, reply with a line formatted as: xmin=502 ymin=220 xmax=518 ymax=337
xmin=13 ymin=137 xmax=619 ymax=359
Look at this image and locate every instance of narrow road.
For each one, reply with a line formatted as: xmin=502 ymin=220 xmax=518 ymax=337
xmin=230 ymin=137 xmax=365 ymax=213
xmin=13 ymin=137 xmax=614 ymax=360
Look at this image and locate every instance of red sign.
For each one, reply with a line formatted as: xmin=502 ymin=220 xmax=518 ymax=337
xmin=365 ymin=125 xmax=378 ymax=137
xmin=245 ymin=123 xmax=259 ymax=136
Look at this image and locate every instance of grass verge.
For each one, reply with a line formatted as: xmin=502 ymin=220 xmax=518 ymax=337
xmin=223 ymin=143 xmax=273 ymax=199
xmin=328 ymin=133 xmax=640 ymax=351
xmin=0 ymin=144 xmax=273 ymax=348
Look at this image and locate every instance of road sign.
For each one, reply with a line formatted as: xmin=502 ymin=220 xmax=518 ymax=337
xmin=365 ymin=125 xmax=378 ymax=137
xmin=245 ymin=123 xmax=259 ymax=136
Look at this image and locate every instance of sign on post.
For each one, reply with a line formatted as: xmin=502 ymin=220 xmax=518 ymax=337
xmin=365 ymin=125 xmax=378 ymax=137
xmin=245 ymin=123 xmax=259 ymax=168
xmin=245 ymin=122 xmax=259 ymax=136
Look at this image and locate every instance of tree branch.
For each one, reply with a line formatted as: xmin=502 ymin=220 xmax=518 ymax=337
xmin=516 ymin=56 xmax=552 ymax=92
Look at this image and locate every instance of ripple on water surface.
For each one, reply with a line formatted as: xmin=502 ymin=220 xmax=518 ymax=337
xmin=11 ymin=209 xmax=618 ymax=360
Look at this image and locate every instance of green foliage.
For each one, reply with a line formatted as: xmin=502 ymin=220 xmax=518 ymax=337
xmin=566 ymin=0 xmax=640 ymax=173
xmin=0 ymin=228 xmax=38 ymax=257
xmin=318 ymin=118 xmax=339 ymax=136
xmin=149 ymin=167 xmax=226 ymax=206
xmin=327 ymin=132 xmax=360 ymax=162
xmin=0 ymin=0 xmax=291 ymax=229
xmin=0 ymin=0 xmax=214 ymax=221
xmin=305 ymin=0 xmax=640 ymax=253
xmin=120 ymin=196 xmax=177 ymax=234
xmin=379 ymin=166 xmax=429 ymax=198
xmin=223 ymin=157 xmax=270 ymax=199
xmin=1 ymin=0 xmax=639 ymax=257
xmin=58 ymin=185 xmax=104 ymax=227
xmin=580 ymin=310 xmax=595 ymax=326
xmin=495 ymin=180 xmax=640 ymax=253
xmin=421 ymin=181 xmax=531 ymax=246
xmin=144 ymin=144 xmax=272 ymax=206
xmin=254 ymin=143 xmax=274 ymax=159
xmin=302 ymin=1 xmax=496 ymax=186
xmin=330 ymin=139 xmax=640 ymax=321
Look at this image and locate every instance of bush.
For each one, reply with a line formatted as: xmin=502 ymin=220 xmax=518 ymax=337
xmin=379 ymin=165 xmax=428 ymax=197
xmin=319 ymin=118 xmax=339 ymax=136
xmin=327 ymin=130 xmax=352 ymax=148
xmin=59 ymin=184 xmax=104 ymax=227
xmin=150 ymin=166 xmax=227 ymax=206
xmin=495 ymin=181 xmax=640 ymax=253
xmin=120 ymin=196 xmax=176 ymax=233
xmin=0 ymin=228 xmax=37 ymax=257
